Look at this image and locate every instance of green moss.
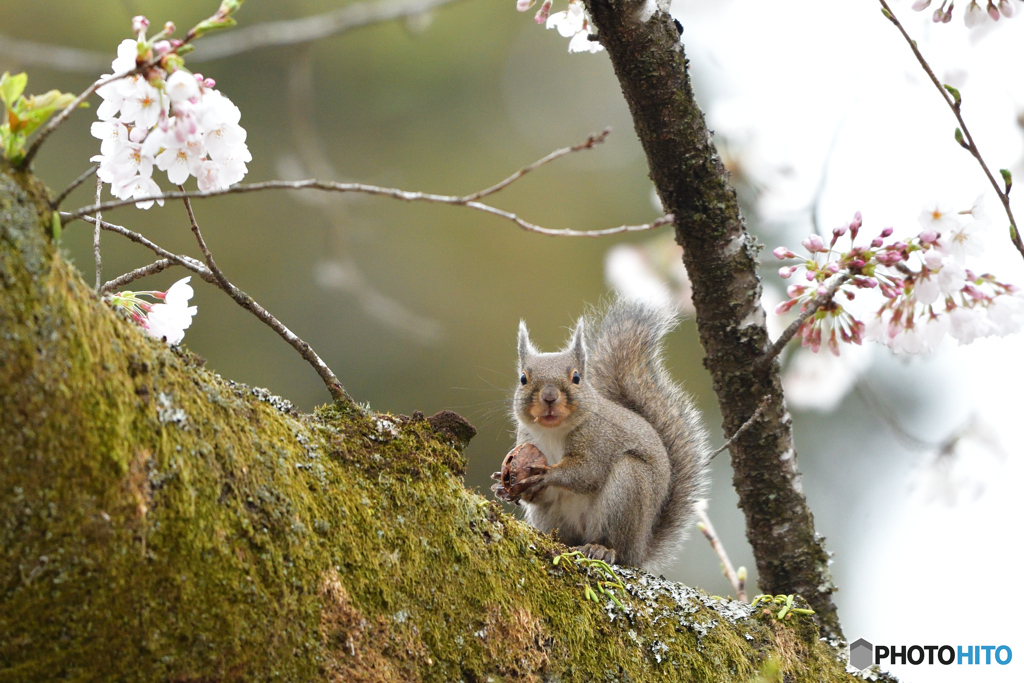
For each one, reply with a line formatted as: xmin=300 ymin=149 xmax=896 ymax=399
xmin=0 ymin=162 xmax=857 ymax=681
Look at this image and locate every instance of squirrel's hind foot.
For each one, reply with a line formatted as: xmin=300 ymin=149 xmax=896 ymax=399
xmin=575 ymin=543 xmax=617 ymax=565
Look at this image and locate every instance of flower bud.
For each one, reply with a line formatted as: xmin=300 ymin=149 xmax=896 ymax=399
xmin=775 ymin=299 xmax=799 ymax=315
xmin=833 ymin=225 xmax=848 ymax=238
xmin=801 ymin=234 xmax=825 ymax=253
xmin=893 ymin=241 xmax=908 ymax=252
xmin=870 ymin=237 xmax=884 ymax=248
xmin=164 ymin=21 xmax=176 ymax=34
xmin=535 ymin=0 xmax=552 ymax=23
xmin=787 ymin=284 xmax=807 ymax=297
xmin=880 ymin=227 xmax=894 ymax=238
xmin=933 ymin=7 xmax=944 ymax=21
xmin=203 ymin=78 xmax=216 ymax=88
xmin=999 ymin=0 xmax=1015 ymax=17
xmin=129 ymin=126 xmax=147 ymax=143
xmin=132 ymin=15 xmax=150 ymax=36
xmin=851 ymin=259 xmax=866 ymax=269
xmin=912 ymin=0 xmax=931 ymax=9
xmin=826 ymin=262 xmax=840 ymax=274
xmin=773 ymin=246 xmax=794 ymax=260
xmin=517 ymin=0 xmax=535 ymax=10
xmin=987 ymin=0 xmax=1001 ymax=20
xmin=779 ymin=266 xmax=795 ymax=279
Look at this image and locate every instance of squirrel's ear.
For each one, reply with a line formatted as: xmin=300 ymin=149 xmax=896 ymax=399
xmin=518 ymin=320 xmax=537 ymax=364
xmin=568 ymin=319 xmax=587 ymax=375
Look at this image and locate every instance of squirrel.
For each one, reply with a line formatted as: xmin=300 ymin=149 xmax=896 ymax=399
xmin=491 ymin=299 xmax=710 ymax=572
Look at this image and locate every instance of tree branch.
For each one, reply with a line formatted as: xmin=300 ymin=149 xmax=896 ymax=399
xmin=879 ymin=0 xmax=1023 ymax=262
xmin=64 ymin=177 xmax=673 ymax=239
xmin=180 ymin=196 xmax=353 ymax=405
xmin=193 ymin=0 xmax=467 ymax=61
xmin=50 ymin=164 xmax=98 ymax=209
xmin=0 ymin=0 xmax=466 ymax=72
xmin=99 ymin=259 xmax=176 ymax=294
xmin=756 ymin=275 xmax=851 ymax=372
xmin=92 ymin=176 xmax=102 ymax=290
xmin=695 ymin=502 xmax=747 ymax=602
xmin=709 ymin=395 xmax=772 ymax=461
xmin=585 ymin=1 xmax=841 ymax=639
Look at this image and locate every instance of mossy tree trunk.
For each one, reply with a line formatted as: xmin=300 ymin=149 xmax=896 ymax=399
xmin=0 ymin=161 xmax=862 ymax=681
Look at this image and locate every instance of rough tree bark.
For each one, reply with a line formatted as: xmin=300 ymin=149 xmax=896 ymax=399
xmin=0 ymin=161 xmax=860 ymax=678
xmin=585 ymin=1 xmax=841 ymax=640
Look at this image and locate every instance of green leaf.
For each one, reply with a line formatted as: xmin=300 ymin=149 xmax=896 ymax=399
xmin=943 ymin=84 xmax=961 ymax=107
xmin=1000 ymin=168 xmax=1012 ymax=194
xmin=51 ymin=212 xmax=61 ymax=241
xmin=0 ymin=72 xmax=28 ymax=110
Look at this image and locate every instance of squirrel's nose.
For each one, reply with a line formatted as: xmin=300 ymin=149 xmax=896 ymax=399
xmin=540 ymin=385 xmax=559 ymax=405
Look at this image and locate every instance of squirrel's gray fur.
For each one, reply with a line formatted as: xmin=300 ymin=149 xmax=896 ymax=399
xmin=509 ymin=298 xmax=710 ymax=571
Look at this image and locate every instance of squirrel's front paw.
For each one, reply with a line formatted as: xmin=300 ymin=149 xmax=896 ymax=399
xmin=508 ymin=472 xmax=548 ymax=503
xmin=490 ymin=478 xmax=520 ymax=506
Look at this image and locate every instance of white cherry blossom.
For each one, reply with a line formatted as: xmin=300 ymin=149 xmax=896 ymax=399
xmin=545 ymin=1 xmax=604 ymax=53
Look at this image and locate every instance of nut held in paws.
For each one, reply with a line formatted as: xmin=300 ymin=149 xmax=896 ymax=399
xmin=500 ymin=443 xmax=548 ymax=491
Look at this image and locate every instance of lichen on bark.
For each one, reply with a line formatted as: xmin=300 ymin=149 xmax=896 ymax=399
xmin=0 ymin=162 xmax=858 ymax=681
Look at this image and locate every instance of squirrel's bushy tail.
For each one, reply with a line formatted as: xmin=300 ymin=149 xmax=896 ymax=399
xmin=586 ymin=299 xmax=710 ymax=570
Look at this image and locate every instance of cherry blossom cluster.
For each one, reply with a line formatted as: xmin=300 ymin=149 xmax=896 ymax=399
xmin=773 ymin=199 xmax=1024 ymax=355
xmin=90 ymin=15 xmax=250 ymax=209
xmin=107 ymin=277 xmax=197 ymax=345
xmin=912 ymin=0 xmax=1018 ymax=25
xmin=516 ymin=0 xmax=603 ymax=53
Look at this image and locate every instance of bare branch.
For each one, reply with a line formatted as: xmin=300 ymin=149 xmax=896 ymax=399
xmin=709 ymin=395 xmax=772 ymax=461
xmin=0 ymin=0 xmax=465 ymax=72
xmin=180 ymin=196 xmax=353 ymax=405
xmin=879 ymin=0 xmax=1023 ymax=262
xmin=756 ymin=274 xmax=850 ymax=372
xmin=193 ymin=0 xmax=466 ymax=61
xmin=19 ymin=72 xmax=127 ymax=168
xmin=0 ymin=34 xmax=109 ymax=73
xmin=64 ymin=178 xmax=673 ymax=238
xmin=462 ymin=128 xmax=611 ymax=202
xmin=92 ymin=176 xmax=103 ymax=290
xmin=58 ymin=212 xmax=214 ymax=280
xmin=695 ymin=503 xmax=747 ymax=602
xmin=99 ymin=259 xmax=176 ymax=294
xmin=51 ymin=164 xmax=98 ymax=209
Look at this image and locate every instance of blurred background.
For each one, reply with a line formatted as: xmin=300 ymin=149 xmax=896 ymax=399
xmin=2 ymin=1 xmax=1022 ymax=679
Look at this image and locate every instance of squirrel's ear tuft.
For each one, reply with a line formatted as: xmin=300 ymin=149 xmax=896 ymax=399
xmin=518 ymin=320 xmax=537 ymax=364
xmin=568 ymin=319 xmax=587 ymax=376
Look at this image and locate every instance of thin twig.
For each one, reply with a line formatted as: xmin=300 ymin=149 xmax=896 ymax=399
xmin=99 ymin=260 xmax=175 ymax=294
xmin=180 ymin=196 xmax=352 ymax=405
xmin=0 ymin=34 xmax=109 ymax=73
xmin=19 ymin=72 xmax=127 ymax=168
xmin=879 ymin=0 xmax=1023 ymax=262
xmin=193 ymin=0 xmax=466 ymax=61
xmin=64 ymin=179 xmax=674 ymax=238
xmin=51 ymin=164 xmax=98 ymax=208
xmin=462 ymin=128 xmax=611 ymax=201
xmin=709 ymin=394 xmax=772 ymax=461
xmin=695 ymin=502 xmax=747 ymax=602
xmin=93 ymin=176 xmax=103 ymax=290
xmin=0 ymin=0 xmax=466 ymax=72
xmin=756 ymin=274 xmax=850 ymax=371
xmin=59 ymin=212 xmax=214 ymax=281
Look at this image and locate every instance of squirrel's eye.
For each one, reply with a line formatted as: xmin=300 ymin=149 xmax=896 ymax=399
xmin=572 ymin=370 xmax=581 ymax=385
xmin=520 ymin=373 xmax=528 ymax=385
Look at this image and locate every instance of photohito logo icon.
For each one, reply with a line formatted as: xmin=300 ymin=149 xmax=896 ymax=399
xmin=850 ymin=638 xmax=874 ymax=670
